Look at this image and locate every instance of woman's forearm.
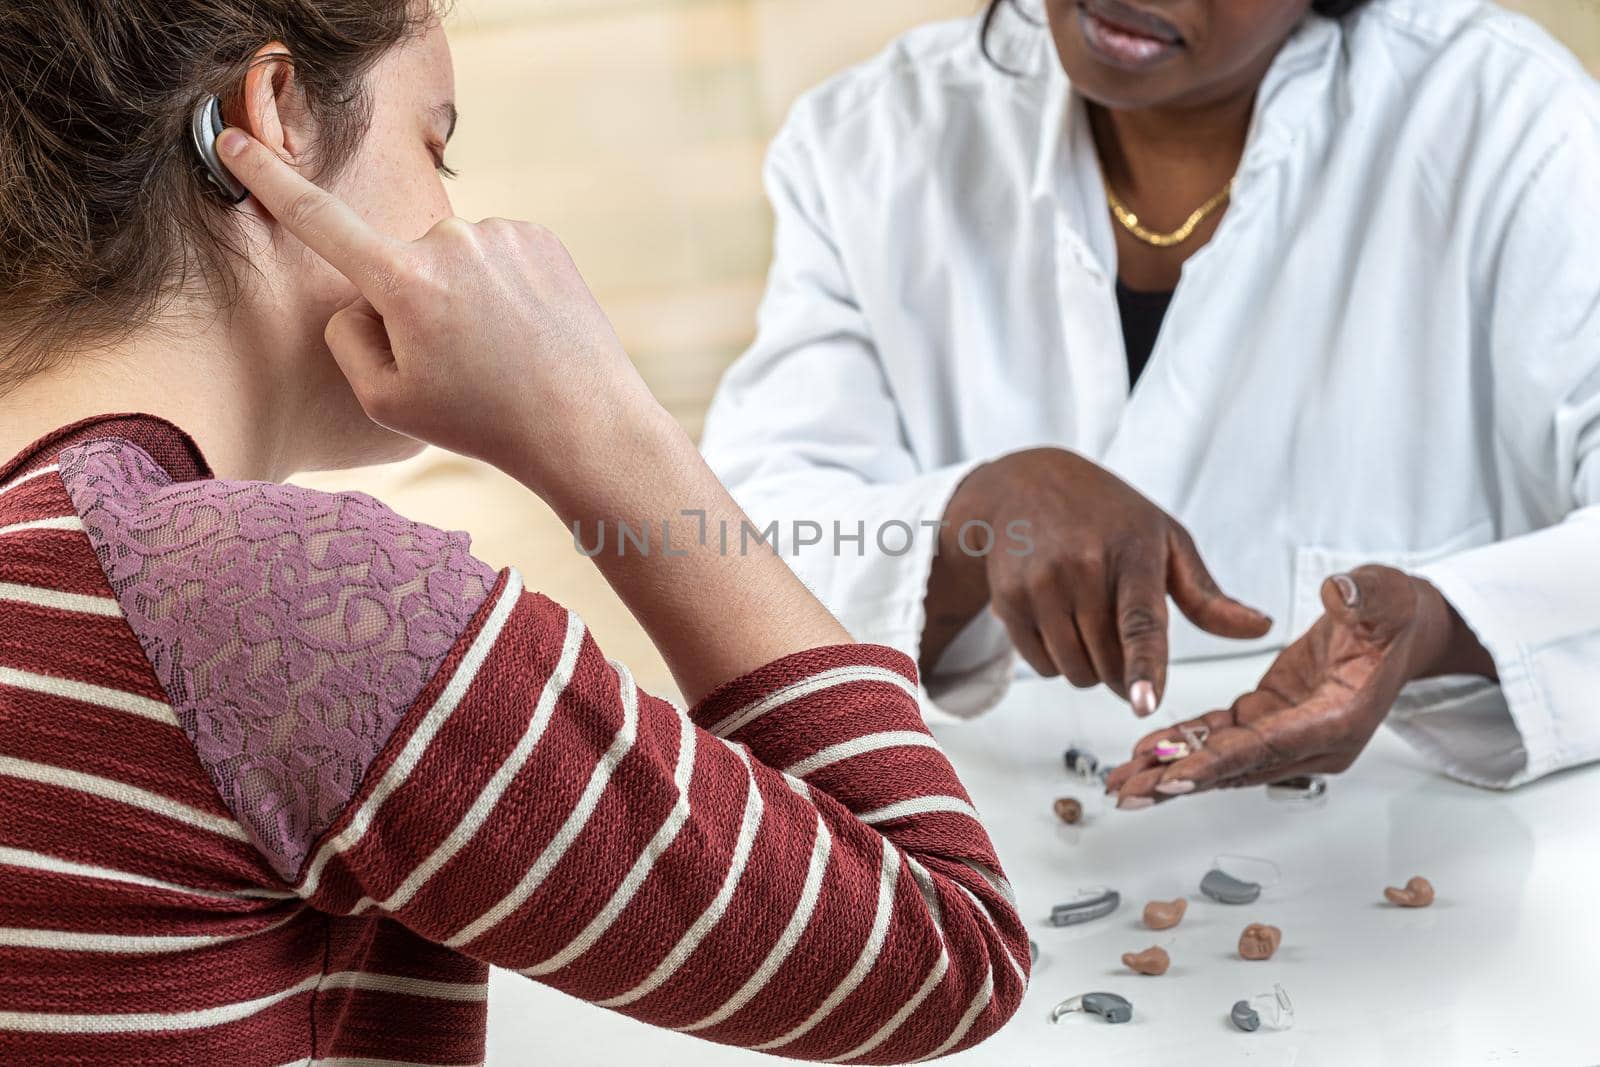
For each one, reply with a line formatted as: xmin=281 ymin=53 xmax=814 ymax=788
xmin=512 ymin=408 xmax=853 ymax=702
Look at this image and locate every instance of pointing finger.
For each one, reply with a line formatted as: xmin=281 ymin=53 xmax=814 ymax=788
xmin=1114 ymin=559 xmax=1169 ymax=716
xmin=216 ymin=128 xmax=407 ymax=303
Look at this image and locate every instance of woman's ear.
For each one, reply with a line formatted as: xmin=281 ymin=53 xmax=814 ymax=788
xmin=230 ymin=41 xmax=313 ymax=167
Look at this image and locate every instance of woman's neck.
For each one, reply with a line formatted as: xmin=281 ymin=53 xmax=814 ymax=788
xmin=0 ymin=310 xmax=299 ymax=482
xmin=1088 ymin=83 xmax=1259 ymax=292
xmin=1090 ymin=87 xmax=1257 ymax=213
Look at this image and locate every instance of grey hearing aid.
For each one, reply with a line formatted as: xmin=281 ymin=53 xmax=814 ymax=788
xmin=1050 ymin=992 xmax=1133 ymax=1025
xmin=1200 ymin=869 xmax=1262 ymax=905
xmin=190 ymin=95 xmax=248 ymax=203
xmin=1230 ymin=999 xmax=1262 ymax=1032
xmin=1048 ymin=888 xmax=1121 ymax=927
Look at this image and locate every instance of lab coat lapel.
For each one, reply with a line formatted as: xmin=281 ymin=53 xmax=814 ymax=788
xmin=1032 ymin=60 xmax=1128 ymax=459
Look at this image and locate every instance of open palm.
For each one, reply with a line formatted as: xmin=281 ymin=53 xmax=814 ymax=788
xmin=1107 ymin=567 xmax=1433 ymax=803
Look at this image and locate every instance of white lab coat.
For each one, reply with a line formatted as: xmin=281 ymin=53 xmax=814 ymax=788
xmin=700 ymin=0 xmax=1600 ymax=789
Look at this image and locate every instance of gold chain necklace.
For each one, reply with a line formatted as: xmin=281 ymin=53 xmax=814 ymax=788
xmin=1106 ymin=178 xmax=1236 ymax=249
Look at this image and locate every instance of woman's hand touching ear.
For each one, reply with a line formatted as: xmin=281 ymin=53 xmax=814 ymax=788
xmin=217 ymin=128 xmax=667 ymax=497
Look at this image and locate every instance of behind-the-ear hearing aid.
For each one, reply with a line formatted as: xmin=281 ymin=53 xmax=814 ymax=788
xmin=190 ymin=95 xmax=248 ymax=203
xmin=1050 ymin=992 xmax=1133 ymax=1025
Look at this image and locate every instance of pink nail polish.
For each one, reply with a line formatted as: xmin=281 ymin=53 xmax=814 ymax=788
xmin=1155 ymin=780 xmax=1195 ymax=796
xmin=1130 ymin=680 xmax=1157 ymax=717
xmin=1332 ymin=573 xmax=1360 ymax=608
xmin=1118 ymin=795 xmax=1155 ymax=811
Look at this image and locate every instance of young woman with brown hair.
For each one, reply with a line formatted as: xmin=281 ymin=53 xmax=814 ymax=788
xmin=0 ymin=3 xmax=1027 ymax=1063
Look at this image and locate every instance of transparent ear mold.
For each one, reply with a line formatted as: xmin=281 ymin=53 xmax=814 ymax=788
xmin=1267 ymin=774 xmax=1328 ymax=804
xmin=1201 ymin=855 xmax=1281 ymax=905
xmin=1230 ymin=984 xmax=1294 ymax=1033
xmin=1154 ymin=724 xmax=1209 ymax=764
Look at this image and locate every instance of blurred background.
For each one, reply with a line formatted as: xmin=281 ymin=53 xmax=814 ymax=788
xmin=300 ymin=0 xmax=1600 ymax=699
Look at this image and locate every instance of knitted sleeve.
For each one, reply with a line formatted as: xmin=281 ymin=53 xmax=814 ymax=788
xmin=60 ymin=437 xmax=1029 ymax=1064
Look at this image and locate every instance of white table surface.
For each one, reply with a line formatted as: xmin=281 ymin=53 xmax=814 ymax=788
xmin=487 ymin=654 xmax=1600 ymax=1067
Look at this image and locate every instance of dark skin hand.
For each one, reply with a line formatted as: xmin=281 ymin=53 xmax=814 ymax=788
xmin=1105 ymin=565 xmax=1498 ymax=808
xmin=921 ymin=448 xmax=1272 ymax=717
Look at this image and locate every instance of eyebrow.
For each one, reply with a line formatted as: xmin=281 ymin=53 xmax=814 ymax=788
xmin=432 ymin=101 xmax=458 ymax=142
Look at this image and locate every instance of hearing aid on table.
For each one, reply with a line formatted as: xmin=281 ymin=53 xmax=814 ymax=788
xmin=1201 ymin=855 xmax=1281 ymax=905
xmin=190 ymin=95 xmax=249 ymax=204
xmin=1230 ymin=984 xmax=1294 ymax=1033
xmin=1267 ymin=774 xmax=1328 ymax=803
xmin=1050 ymin=992 xmax=1133 ymax=1025
xmin=1047 ymin=887 xmax=1120 ymax=927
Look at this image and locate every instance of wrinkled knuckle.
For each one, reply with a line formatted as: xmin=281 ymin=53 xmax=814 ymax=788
xmin=358 ymin=253 xmax=410 ymax=302
xmin=282 ymin=189 xmax=328 ymax=236
xmin=1118 ymin=606 xmax=1162 ymax=642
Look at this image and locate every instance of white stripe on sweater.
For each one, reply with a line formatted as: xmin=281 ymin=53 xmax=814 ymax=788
xmin=679 ymin=814 xmax=833 ymax=1033
xmin=0 ymin=756 xmax=246 ymax=841
xmin=915 ymin=969 xmax=995 ymax=1063
xmin=859 ymin=795 xmax=983 ymax=827
xmin=0 ymin=845 xmax=291 ymax=901
xmin=444 ymin=652 xmax=640 ymax=948
xmin=707 ymin=666 xmax=919 ymax=738
xmin=0 ymin=464 xmax=59 ymax=498
xmin=0 ymin=515 xmax=82 ymax=538
xmin=354 ymin=606 xmax=587 ymax=919
xmin=0 ymin=667 xmax=177 ymax=727
xmin=826 ymin=948 xmax=951 ymax=1064
xmin=297 ymin=572 xmax=523 ymax=899
xmin=952 ymin=880 xmax=1027 ymax=986
xmin=316 ymin=971 xmax=487 ymax=1002
xmin=0 ymin=974 xmax=321 ymax=1033
xmin=521 ymin=709 xmax=699 ymax=978
xmin=598 ymin=742 xmax=767 ymax=1008
xmin=783 ymin=730 xmax=942 ymax=779
xmin=753 ymin=837 xmax=899 ymax=1052
xmin=0 ymin=906 xmax=303 ymax=956
xmin=961 ymin=859 xmax=1017 ymax=907
xmin=0 ymin=581 xmax=120 ymax=618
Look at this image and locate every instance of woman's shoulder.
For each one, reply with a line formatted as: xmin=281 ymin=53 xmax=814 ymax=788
xmin=56 ymin=433 xmax=501 ymax=659
xmin=1352 ymin=0 xmax=1597 ymax=115
xmin=51 ymin=432 xmax=507 ymax=881
xmin=774 ymin=12 xmax=1051 ymax=165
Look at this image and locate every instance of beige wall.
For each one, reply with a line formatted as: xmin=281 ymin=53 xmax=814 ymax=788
xmin=300 ymin=0 xmax=1600 ymax=698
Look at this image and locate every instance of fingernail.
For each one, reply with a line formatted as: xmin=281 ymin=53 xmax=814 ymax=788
xmin=1155 ymin=779 xmax=1195 ymax=796
xmin=1118 ymin=795 xmax=1155 ymax=811
xmin=216 ymin=128 xmax=248 ymax=158
xmin=1332 ymin=573 xmax=1360 ymax=609
xmin=1130 ymin=680 xmax=1157 ymax=718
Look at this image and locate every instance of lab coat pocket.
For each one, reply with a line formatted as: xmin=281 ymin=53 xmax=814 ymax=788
xmin=1288 ymin=522 xmax=1495 ymax=640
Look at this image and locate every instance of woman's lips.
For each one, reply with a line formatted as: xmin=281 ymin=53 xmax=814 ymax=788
xmin=1077 ymin=1 xmax=1185 ymax=71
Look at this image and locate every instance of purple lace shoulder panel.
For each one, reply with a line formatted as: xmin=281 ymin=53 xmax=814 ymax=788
xmin=59 ymin=439 xmax=499 ymax=882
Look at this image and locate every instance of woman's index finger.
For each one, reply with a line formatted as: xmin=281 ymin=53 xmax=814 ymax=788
xmin=216 ymin=128 xmax=403 ymax=295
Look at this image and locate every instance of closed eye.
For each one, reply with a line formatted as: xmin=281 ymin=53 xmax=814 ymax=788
xmin=428 ymin=141 xmax=458 ymax=180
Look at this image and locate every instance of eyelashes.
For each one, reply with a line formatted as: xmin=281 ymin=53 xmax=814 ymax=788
xmin=427 ymin=141 xmax=458 ymax=179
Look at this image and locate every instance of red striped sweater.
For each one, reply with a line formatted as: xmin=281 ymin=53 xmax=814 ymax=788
xmin=0 ymin=414 xmax=1028 ymax=1066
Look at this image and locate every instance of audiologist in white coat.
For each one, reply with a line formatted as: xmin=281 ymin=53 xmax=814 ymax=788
xmin=700 ymin=0 xmax=1600 ymax=804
